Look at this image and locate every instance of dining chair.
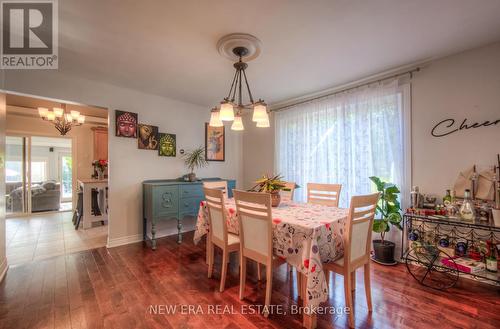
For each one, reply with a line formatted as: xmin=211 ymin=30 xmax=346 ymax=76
xmin=307 ymin=183 xmax=342 ymax=207
xmin=204 ymin=187 xmax=240 ymax=292
xmin=281 ymin=181 xmax=296 ymax=202
xmin=323 ymin=192 xmax=380 ymax=328
xmin=203 ymin=180 xmax=228 ymax=195
xmin=233 ymin=189 xmax=283 ymax=317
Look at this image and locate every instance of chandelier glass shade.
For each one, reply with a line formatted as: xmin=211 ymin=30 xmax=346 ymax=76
xmin=209 ymin=46 xmax=269 ymax=131
xmin=39 ymin=105 xmax=85 ymax=135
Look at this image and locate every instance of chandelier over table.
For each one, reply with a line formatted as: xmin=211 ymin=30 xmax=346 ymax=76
xmin=209 ymin=33 xmax=269 ymax=131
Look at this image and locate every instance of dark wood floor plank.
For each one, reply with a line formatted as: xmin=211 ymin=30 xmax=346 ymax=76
xmin=1 ymin=231 xmax=499 ymax=329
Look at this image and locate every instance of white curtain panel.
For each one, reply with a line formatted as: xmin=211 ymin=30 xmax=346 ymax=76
xmin=275 ymin=80 xmax=405 ymax=207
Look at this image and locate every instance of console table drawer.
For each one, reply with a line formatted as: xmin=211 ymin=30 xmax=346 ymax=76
xmin=179 ymin=196 xmax=203 ymax=216
xmin=180 ymin=185 xmax=204 ymax=199
xmin=153 ymin=185 xmax=179 ymax=217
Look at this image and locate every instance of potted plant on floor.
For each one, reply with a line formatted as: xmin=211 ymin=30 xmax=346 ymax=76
xmin=370 ymin=176 xmax=402 ymax=265
xmin=182 ymin=146 xmax=208 ymax=182
xmin=250 ymin=174 xmax=286 ymax=207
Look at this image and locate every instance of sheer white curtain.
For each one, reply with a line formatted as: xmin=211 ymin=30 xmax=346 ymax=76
xmin=275 ymin=80 xmax=407 ymax=207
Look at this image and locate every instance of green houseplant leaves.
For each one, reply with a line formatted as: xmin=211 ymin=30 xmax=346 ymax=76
xmin=369 ymin=176 xmax=402 ymax=244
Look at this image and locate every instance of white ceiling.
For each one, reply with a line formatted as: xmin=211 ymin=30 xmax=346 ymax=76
xmin=58 ymin=0 xmax=500 ymax=107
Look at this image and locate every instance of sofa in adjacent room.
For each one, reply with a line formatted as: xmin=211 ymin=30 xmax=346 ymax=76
xmin=7 ymin=181 xmax=61 ymax=213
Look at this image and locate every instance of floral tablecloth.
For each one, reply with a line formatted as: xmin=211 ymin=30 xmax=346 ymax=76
xmin=193 ymin=198 xmax=348 ymax=308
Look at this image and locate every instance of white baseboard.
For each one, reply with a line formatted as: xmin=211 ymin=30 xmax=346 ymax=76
xmin=106 ymin=234 xmax=143 ymax=248
xmin=0 ymin=258 xmax=8 ymax=282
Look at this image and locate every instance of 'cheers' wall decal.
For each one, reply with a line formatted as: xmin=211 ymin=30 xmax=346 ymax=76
xmin=431 ymin=118 xmax=500 ymax=137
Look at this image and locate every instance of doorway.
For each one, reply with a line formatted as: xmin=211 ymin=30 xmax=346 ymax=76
xmin=4 ymin=92 xmax=109 ymax=265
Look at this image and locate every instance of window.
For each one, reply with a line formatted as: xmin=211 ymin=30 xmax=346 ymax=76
xmin=31 ymin=161 xmax=48 ymax=182
xmin=275 ymin=80 xmax=410 ymax=206
xmin=5 ymin=161 xmax=22 ymax=182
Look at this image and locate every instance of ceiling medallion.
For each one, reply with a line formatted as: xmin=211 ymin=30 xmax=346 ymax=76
xmin=209 ymin=33 xmax=269 ymax=131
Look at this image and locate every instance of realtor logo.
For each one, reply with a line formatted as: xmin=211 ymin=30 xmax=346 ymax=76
xmin=1 ymin=0 xmax=58 ymax=69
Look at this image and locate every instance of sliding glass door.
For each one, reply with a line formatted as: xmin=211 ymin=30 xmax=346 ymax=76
xmin=5 ymin=136 xmax=28 ymax=216
xmin=5 ymin=135 xmax=73 ymax=216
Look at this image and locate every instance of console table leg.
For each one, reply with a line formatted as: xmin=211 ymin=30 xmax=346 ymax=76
xmin=177 ymin=218 xmax=182 ymax=244
xmin=151 ymin=221 xmax=157 ymax=250
xmin=143 ymin=217 xmax=147 ymax=241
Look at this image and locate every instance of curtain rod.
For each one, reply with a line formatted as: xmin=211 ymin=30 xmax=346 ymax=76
xmin=271 ymin=67 xmax=421 ymax=112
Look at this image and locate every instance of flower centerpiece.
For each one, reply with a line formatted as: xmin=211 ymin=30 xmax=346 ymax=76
xmin=92 ymin=159 xmax=108 ymax=180
xmin=250 ymin=174 xmax=287 ymax=207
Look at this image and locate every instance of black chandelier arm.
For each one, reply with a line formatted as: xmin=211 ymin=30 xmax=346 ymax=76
xmin=226 ymin=68 xmax=239 ymax=101
xmin=231 ymin=69 xmax=238 ymax=102
xmin=238 ymin=69 xmax=243 ymax=106
xmin=241 ymin=69 xmax=255 ymax=104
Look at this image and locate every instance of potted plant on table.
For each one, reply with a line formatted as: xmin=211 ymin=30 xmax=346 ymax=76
xmin=250 ymin=174 xmax=286 ymax=207
xmin=182 ymin=146 xmax=208 ymax=182
xmin=370 ymin=176 xmax=403 ymax=265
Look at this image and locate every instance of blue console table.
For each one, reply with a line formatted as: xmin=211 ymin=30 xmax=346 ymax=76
xmin=143 ymin=178 xmax=236 ymax=249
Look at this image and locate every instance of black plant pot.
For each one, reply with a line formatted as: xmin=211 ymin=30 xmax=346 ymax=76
xmin=372 ymin=240 xmax=397 ymax=265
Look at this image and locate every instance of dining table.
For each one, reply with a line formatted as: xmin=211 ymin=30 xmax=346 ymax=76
xmin=193 ymin=198 xmax=349 ymax=328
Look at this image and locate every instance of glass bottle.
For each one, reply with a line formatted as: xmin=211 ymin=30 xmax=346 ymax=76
xmin=486 ymin=244 xmax=498 ymax=273
xmin=459 ymin=189 xmax=475 ymax=221
xmin=443 ymin=190 xmax=452 ymax=206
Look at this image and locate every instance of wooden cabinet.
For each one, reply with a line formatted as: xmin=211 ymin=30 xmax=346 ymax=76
xmin=92 ymin=127 xmax=108 ymax=160
xmin=143 ymin=178 xmax=236 ymax=249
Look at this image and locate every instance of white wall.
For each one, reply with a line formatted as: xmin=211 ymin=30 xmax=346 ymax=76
xmin=242 ymin=42 xmax=500 ymax=198
xmin=4 ymin=70 xmax=243 ymax=246
xmin=412 ymin=42 xmax=500 ymax=196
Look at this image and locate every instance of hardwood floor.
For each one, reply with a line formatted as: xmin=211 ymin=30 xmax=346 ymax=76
xmin=1 ymin=231 xmax=499 ymax=329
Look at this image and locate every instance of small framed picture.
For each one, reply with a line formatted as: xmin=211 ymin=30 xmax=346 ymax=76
xmin=158 ymin=133 xmax=176 ymax=157
xmin=205 ymin=123 xmax=225 ymax=161
xmin=115 ymin=110 xmax=138 ymax=138
xmin=138 ymin=124 xmax=159 ymax=150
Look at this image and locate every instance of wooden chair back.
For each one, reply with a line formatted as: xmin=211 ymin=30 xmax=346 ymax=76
xmin=233 ymin=190 xmax=273 ymax=265
xmin=343 ymin=193 xmax=380 ymax=268
xmin=203 ymin=181 xmax=228 ymax=196
xmin=307 ymin=183 xmax=342 ymax=207
xmin=204 ymin=187 xmax=228 ymax=246
xmin=281 ymin=181 xmax=296 ymax=202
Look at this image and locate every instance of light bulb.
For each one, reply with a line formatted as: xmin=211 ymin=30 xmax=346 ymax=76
xmin=219 ymin=101 xmax=234 ymax=121
xmin=70 ymin=110 xmax=80 ymax=119
xmin=77 ymin=115 xmax=85 ymax=124
xmin=209 ymin=109 xmax=223 ymax=127
xmin=38 ymin=107 xmax=49 ymax=117
xmin=53 ymin=107 xmax=64 ymax=118
xmin=65 ymin=113 xmax=73 ymax=122
xmin=252 ymin=103 xmax=267 ymax=122
xmin=47 ymin=112 xmax=56 ymax=121
xmin=231 ymin=115 xmax=244 ymax=131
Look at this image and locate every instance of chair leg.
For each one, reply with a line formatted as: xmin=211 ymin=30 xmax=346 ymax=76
xmin=208 ymin=241 xmax=214 ymax=279
xmin=351 ymin=270 xmax=356 ymax=292
xmin=220 ymin=249 xmax=228 ymax=292
xmin=297 ymin=269 xmax=302 ymax=299
xmin=239 ymin=256 xmax=246 ymax=300
xmin=206 ymin=235 xmax=211 ymax=265
xmin=344 ymin=272 xmax=355 ymax=328
xmin=364 ymin=263 xmax=372 ymax=312
xmin=257 ymin=262 xmax=262 ymax=281
xmin=264 ymin=264 xmax=273 ymax=318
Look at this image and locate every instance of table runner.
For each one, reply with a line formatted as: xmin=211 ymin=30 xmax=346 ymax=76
xmin=194 ymin=199 xmax=348 ymax=308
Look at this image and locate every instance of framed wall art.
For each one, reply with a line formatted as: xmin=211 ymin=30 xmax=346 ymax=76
xmin=138 ymin=124 xmax=159 ymax=150
xmin=158 ymin=133 xmax=176 ymax=157
xmin=115 ymin=110 xmax=138 ymax=138
xmin=205 ymin=123 xmax=225 ymax=161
